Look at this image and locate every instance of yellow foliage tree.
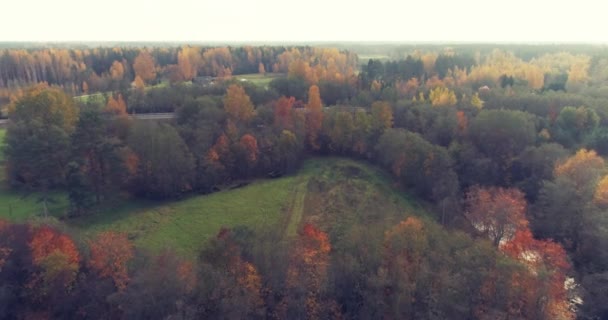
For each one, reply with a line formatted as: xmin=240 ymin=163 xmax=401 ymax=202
xmin=429 ymin=86 xmax=457 ymax=107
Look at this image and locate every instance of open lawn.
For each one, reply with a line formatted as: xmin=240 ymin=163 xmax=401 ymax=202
xmin=71 ymin=175 xmax=300 ymax=255
xmin=237 ymin=73 xmax=284 ymax=87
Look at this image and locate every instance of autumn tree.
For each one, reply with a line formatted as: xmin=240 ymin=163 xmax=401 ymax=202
xmin=534 ymin=149 xmax=606 ymax=267
xmin=278 ymin=224 xmax=338 ymax=319
xmin=89 ymin=231 xmax=134 ymax=291
xmin=5 ymin=85 xmax=79 ymax=216
xmin=133 ymin=51 xmax=156 ymax=83
xmin=502 ymin=229 xmax=573 ymax=319
xmin=274 ymin=96 xmax=295 ymax=130
xmin=105 ymin=93 xmax=127 ymax=116
xmin=465 ymin=186 xmax=529 ymax=247
xmin=258 ymin=62 xmax=266 ymax=75
xmin=223 ymin=84 xmax=255 ymax=123
xmin=109 ymin=60 xmax=125 ymax=81
xmin=305 ymin=85 xmax=323 ymax=150
xmin=239 ymin=134 xmax=259 ymax=167
xmin=429 ymin=86 xmax=457 ymax=107
xmin=370 ymin=101 xmax=393 ymax=135
xmin=177 ymin=46 xmax=201 ymax=81
xmin=28 ymin=226 xmax=80 ymax=299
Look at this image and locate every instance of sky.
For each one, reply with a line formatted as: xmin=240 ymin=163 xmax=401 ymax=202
xmin=0 ymin=0 xmax=606 ymax=43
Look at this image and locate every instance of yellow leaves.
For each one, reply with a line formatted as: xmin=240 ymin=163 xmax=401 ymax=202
xmin=429 ymin=86 xmax=457 ymax=107
xmin=470 ymin=92 xmax=484 ymax=109
xmin=223 ymin=84 xmax=256 ymax=122
xmin=177 ymin=46 xmax=202 ymax=81
xmin=594 ymin=175 xmax=608 ymax=208
xmin=555 ymin=149 xmax=604 ymax=191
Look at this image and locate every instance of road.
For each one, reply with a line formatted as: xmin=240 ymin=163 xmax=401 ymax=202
xmin=0 ymin=113 xmax=175 ymax=126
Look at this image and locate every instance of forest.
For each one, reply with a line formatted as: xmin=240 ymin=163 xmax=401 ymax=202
xmin=1 ymin=43 xmax=608 ymax=319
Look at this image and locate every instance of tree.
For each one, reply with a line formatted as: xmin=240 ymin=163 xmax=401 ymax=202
xmin=239 ymin=134 xmax=259 ymax=167
xmin=5 ymin=85 xmax=79 ymax=216
xmin=29 ymin=226 xmax=80 ymax=297
xmin=109 ymin=60 xmax=124 ymax=81
xmin=223 ymin=84 xmax=255 ymax=123
xmin=502 ymin=229 xmax=573 ymax=319
xmin=554 ymin=106 xmax=599 ymax=147
xmin=469 ymin=110 xmax=536 ymax=182
xmin=594 ymin=175 xmax=608 ymax=208
xmin=132 ymin=51 xmax=156 ymax=83
xmin=274 ymin=96 xmax=295 ymax=130
xmin=128 ymin=122 xmax=196 ymax=198
xmin=429 ymin=86 xmax=457 ymax=107
xmin=105 ymin=93 xmax=127 ymax=116
xmin=370 ymin=101 xmax=393 ymax=134
xmin=69 ymin=107 xmax=129 ymax=208
xmin=177 ymin=46 xmax=201 ymax=81
xmin=258 ymin=62 xmax=266 ymax=75
xmin=89 ymin=232 xmax=134 ymax=291
xmin=465 ymin=186 xmax=529 ymax=247
xmin=305 ymin=85 xmax=323 ymax=150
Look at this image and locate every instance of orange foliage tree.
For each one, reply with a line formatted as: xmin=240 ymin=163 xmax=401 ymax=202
xmin=240 ymin=134 xmax=259 ymax=166
xmin=502 ymin=230 xmax=573 ymax=319
xmin=305 ymin=85 xmax=323 ymax=150
xmin=106 ymin=93 xmax=127 ymax=116
xmin=223 ymin=84 xmax=256 ymax=123
xmin=28 ymin=226 xmax=80 ymax=293
xmin=133 ymin=51 xmax=157 ymax=83
xmin=465 ymin=186 xmax=529 ymax=247
xmin=278 ymin=223 xmax=337 ymax=319
xmin=274 ymin=96 xmax=295 ymax=130
xmin=88 ymin=231 xmax=134 ymax=291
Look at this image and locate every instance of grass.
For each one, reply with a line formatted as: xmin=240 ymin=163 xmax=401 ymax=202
xmin=237 ymin=73 xmax=284 ymax=87
xmin=0 ymin=128 xmax=69 ymax=221
xmin=69 ymin=157 xmax=423 ymax=256
xmin=0 ymin=142 xmax=424 ymax=256
xmin=71 ymin=176 xmax=300 ymax=255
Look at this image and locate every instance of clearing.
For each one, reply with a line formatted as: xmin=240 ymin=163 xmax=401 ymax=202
xmin=237 ymin=73 xmax=284 ymax=87
xmin=1 ymin=128 xmax=423 ymax=257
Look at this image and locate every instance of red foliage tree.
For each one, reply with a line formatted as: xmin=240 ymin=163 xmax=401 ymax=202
xmin=465 ymin=186 xmax=529 ymax=247
xmin=88 ymin=231 xmax=134 ymax=291
xmin=240 ymin=134 xmax=259 ymax=165
xmin=274 ymin=96 xmax=295 ymax=130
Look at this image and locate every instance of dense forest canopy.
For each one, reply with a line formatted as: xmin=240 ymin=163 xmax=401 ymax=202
xmin=1 ymin=42 xmax=608 ymax=319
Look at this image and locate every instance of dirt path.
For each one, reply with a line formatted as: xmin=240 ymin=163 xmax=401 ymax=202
xmin=283 ymin=176 xmax=308 ymax=238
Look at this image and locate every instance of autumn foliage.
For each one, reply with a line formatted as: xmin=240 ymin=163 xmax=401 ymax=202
xmin=88 ymin=231 xmax=134 ymax=291
xmin=223 ymin=84 xmax=256 ymax=122
xmin=305 ymin=85 xmax=323 ymax=150
xmin=465 ymin=186 xmax=529 ymax=247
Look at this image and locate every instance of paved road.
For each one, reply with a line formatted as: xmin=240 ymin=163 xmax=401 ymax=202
xmin=129 ymin=113 xmax=175 ymax=120
xmin=0 ymin=113 xmax=175 ymax=126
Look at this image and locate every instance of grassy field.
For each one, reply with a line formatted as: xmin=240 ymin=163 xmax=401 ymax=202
xmin=0 ymin=132 xmax=423 ymax=256
xmin=71 ymin=176 xmax=299 ymax=255
xmin=70 ymin=157 xmax=423 ymax=256
xmin=236 ymin=73 xmax=283 ymax=87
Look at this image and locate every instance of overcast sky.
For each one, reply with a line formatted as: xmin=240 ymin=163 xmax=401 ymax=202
xmin=0 ymin=0 xmax=606 ymax=43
